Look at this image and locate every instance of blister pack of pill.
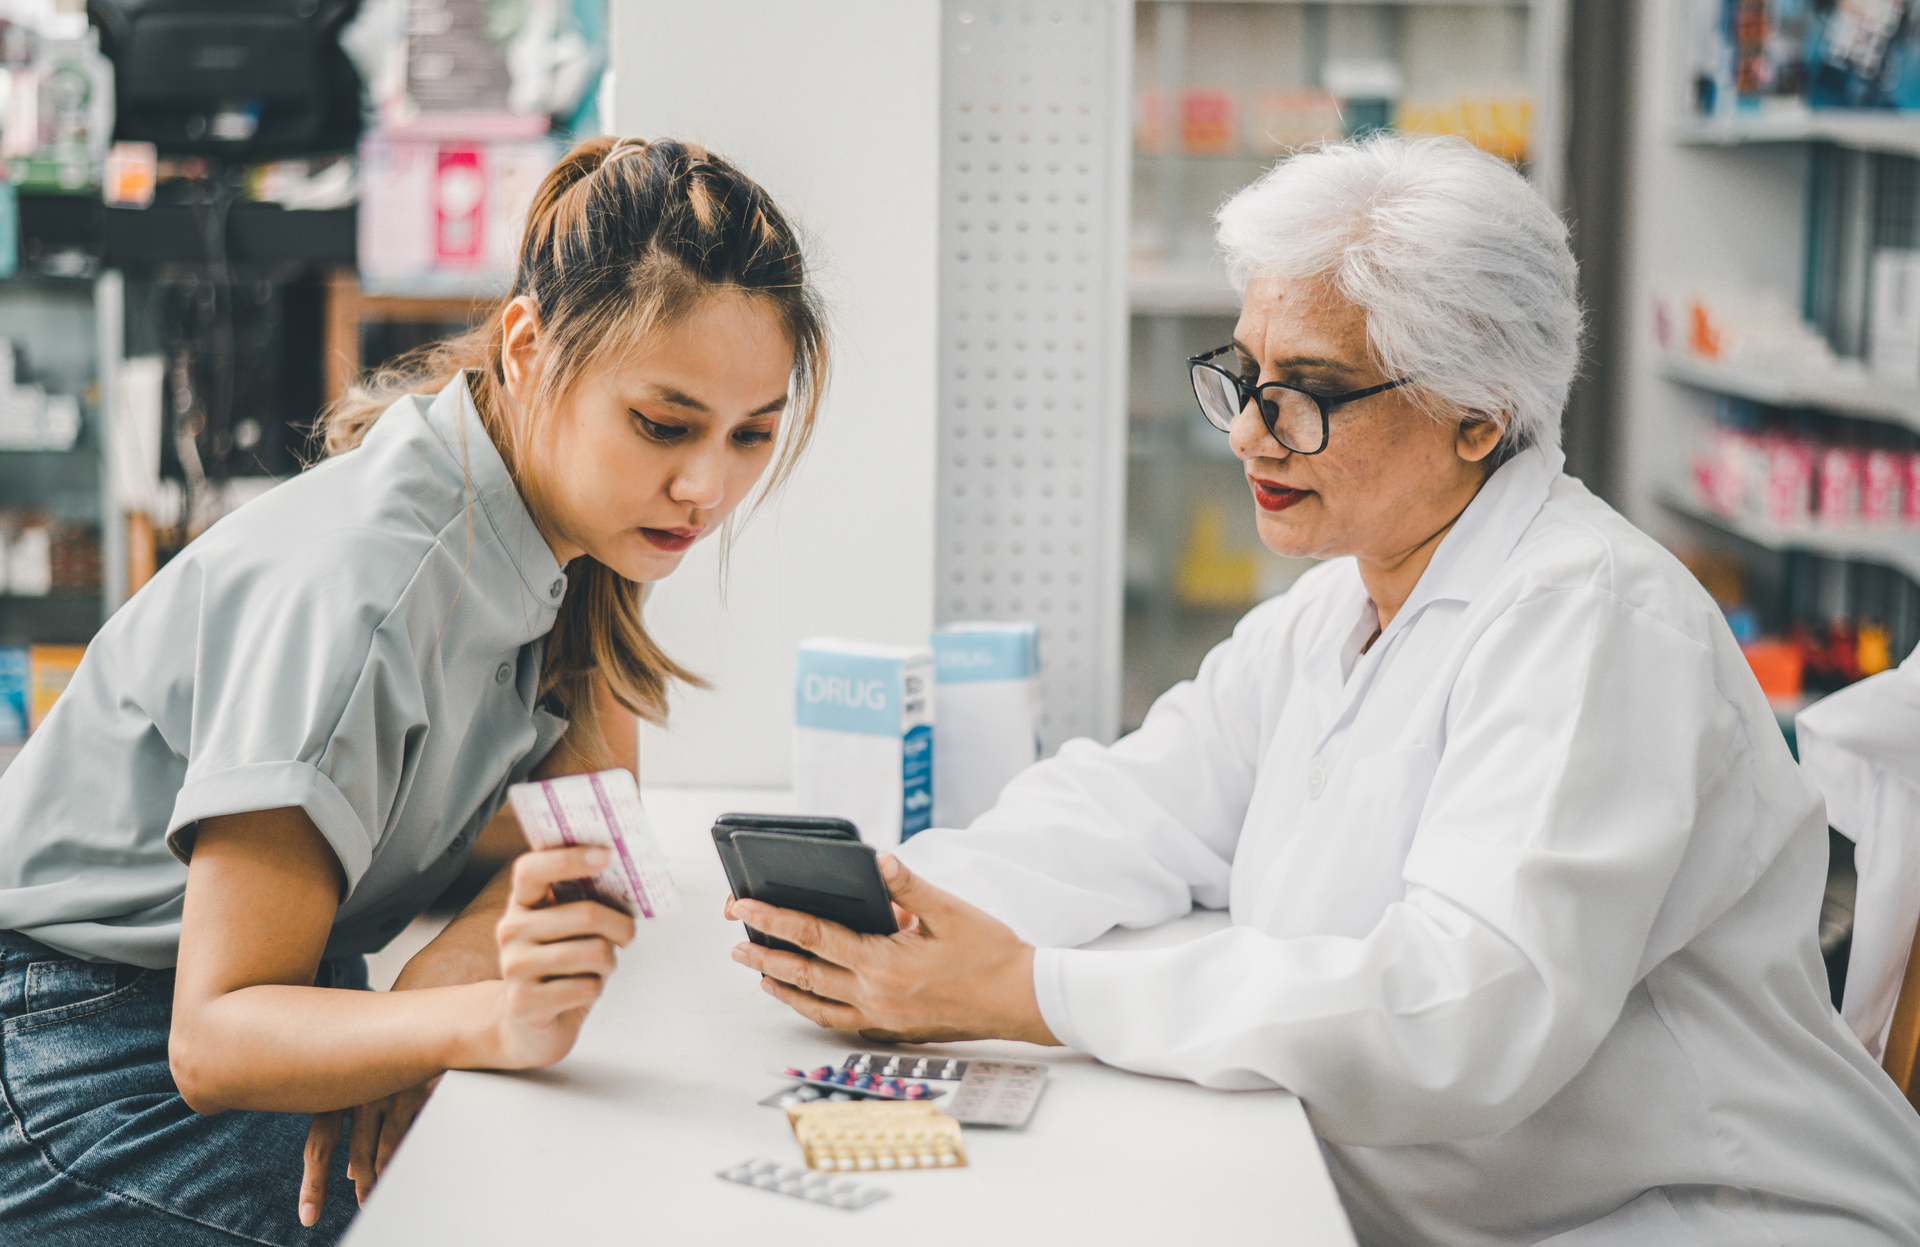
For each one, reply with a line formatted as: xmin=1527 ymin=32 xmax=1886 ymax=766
xmin=507 ymin=768 xmax=677 ymax=918
xmin=772 ymin=1062 xmax=945 ymax=1102
xmin=716 ymin=1158 xmax=889 ymax=1209
xmin=839 ymin=1051 xmax=1050 ymax=1128
xmin=786 ymin=1100 xmax=968 ymax=1172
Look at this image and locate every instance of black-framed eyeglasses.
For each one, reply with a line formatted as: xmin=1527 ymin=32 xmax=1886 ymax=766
xmin=1187 ymin=344 xmax=1412 ymax=455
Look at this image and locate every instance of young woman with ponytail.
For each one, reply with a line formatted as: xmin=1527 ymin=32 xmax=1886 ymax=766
xmin=0 ymin=137 xmax=828 ymax=1245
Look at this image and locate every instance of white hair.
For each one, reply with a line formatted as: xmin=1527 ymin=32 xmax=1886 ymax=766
xmin=1214 ymin=133 xmax=1582 ymax=454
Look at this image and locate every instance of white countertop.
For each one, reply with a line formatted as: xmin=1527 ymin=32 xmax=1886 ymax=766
xmin=344 ymin=787 xmax=1356 ymax=1245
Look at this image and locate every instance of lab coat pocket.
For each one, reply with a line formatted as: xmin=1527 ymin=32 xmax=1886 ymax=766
xmin=1252 ymin=745 xmax=1440 ymax=935
xmin=1333 ymin=745 xmax=1440 ymax=927
xmin=1344 ymin=745 xmax=1440 ymax=854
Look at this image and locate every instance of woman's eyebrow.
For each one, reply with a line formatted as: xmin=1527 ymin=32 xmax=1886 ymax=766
xmin=632 ymin=386 xmax=787 ymax=418
xmin=636 ymin=384 xmax=710 ymax=412
xmin=1229 ymin=340 xmax=1362 ymax=374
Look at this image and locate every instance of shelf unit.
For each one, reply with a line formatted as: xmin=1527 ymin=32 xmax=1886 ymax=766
xmin=0 ymin=272 xmax=119 ymax=649
xmin=1673 ymin=113 xmax=1920 ymax=159
xmin=1658 ymin=487 xmax=1920 ymax=584
xmin=1660 ymin=357 xmax=1920 ymax=436
xmin=1619 ymin=2 xmax=1920 ymax=673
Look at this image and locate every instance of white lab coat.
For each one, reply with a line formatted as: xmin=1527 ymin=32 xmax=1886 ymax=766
xmin=899 ymin=447 xmax=1920 ymax=1247
xmin=1797 ymin=647 xmax=1920 ymax=1063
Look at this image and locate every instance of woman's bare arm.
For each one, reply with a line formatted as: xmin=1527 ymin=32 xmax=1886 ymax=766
xmin=383 ymin=672 xmax=639 ymax=993
xmin=169 ymin=806 xmax=632 ymax=1116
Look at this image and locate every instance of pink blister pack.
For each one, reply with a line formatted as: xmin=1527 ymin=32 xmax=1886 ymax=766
xmin=507 ymin=768 xmax=678 ymax=918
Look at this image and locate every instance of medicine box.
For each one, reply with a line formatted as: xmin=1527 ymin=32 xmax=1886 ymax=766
xmin=27 ymin=644 xmax=83 ymax=733
xmin=793 ymin=639 xmax=934 ymax=848
xmin=930 ymin=622 xmax=1041 ymax=830
xmin=0 ymin=646 xmax=26 ymax=742
xmin=1871 ymin=249 xmax=1920 ymax=384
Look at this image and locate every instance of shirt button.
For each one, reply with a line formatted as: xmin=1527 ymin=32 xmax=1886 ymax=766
xmin=549 ymin=577 xmax=566 ymax=599
xmin=1306 ymin=767 xmax=1327 ymax=800
xmin=494 ymin=661 xmax=513 ymax=684
xmin=447 ymin=833 xmax=469 ymax=856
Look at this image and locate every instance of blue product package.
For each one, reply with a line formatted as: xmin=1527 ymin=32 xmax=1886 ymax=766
xmin=793 ymin=640 xmax=934 ymax=847
xmin=930 ymin=623 xmax=1041 ymax=829
xmin=0 ymin=647 xmax=27 ymax=742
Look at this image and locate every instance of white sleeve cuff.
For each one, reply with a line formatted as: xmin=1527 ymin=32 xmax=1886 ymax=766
xmin=168 ymin=760 xmax=374 ymax=890
xmin=1032 ymin=945 xmax=1089 ymax=1052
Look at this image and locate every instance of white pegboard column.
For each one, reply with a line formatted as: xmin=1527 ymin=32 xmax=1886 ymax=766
xmin=936 ymin=1 xmax=1133 ymax=754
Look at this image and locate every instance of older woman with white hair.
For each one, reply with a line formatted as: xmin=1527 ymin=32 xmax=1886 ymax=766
xmin=728 ymin=134 xmax=1920 ymax=1244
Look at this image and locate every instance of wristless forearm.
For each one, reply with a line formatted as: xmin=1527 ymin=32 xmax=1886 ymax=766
xmin=172 ymin=980 xmax=504 ymax=1115
xmin=391 ymin=868 xmax=516 ymax=991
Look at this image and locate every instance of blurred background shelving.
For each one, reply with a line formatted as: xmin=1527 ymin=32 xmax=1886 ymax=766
xmin=1626 ymin=2 xmax=1920 ymax=749
xmin=0 ymin=0 xmax=606 ymax=769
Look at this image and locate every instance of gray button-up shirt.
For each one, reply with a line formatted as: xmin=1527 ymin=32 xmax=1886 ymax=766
xmin=0 ymin=375 xmax=570 ymax=968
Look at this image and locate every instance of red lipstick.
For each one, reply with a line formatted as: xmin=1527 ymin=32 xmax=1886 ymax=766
xmin=642 ymin=527 xmax=702 ymax=552
xmin=1250 ymin=478 xmax=1310 ymax=512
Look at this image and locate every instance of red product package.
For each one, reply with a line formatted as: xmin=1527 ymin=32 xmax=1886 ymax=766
xmin=1862 ymin=448 xmax=1905 ymax=526
xmin=1763 ymin=434 xmax=1815 ymax=525
xmin=1817 ymin=446 xmax=1862 ymax=527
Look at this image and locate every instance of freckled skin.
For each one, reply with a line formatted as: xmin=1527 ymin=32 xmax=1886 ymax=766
xmin=1227 ymin=273 xmax=1502 ymax=629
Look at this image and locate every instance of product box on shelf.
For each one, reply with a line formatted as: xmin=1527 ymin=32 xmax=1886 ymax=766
xmin=0 ymin=647 xmax=26 ymax=743
xmin=1862 ymin=448 xmax=1907 ymax=525
xmin=1690 ymin=397 xmax=1920 ymax=530
xmin=27 ymin=644 xmax=83 ymax=733
xmin=357 ymin=134 xmax=561 ymax=295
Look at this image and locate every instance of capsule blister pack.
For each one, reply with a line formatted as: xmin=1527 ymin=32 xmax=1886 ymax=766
xmin=786 ymin=1100 xmax=967 ymax=1172
xmin=840 ymin=1051 xmax=1049 ymax=1128
xmin=770 ymin=1062 xmax=945 ymax=1103
xmin=716 ymin=1158 xmax=889 ymax=1210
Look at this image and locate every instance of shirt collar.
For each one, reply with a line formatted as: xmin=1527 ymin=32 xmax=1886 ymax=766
xmin=419 ymin=373 xmax=571 ymax=615
xmin=1375 ymin=443 xmax=1563 ymax=644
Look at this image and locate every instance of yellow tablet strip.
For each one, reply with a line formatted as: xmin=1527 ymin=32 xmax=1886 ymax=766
xmin=785 ymin=1100 xmax=968 ymax=1172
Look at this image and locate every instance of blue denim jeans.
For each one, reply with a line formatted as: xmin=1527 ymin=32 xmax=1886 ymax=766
xmin=0 ymin=929 xmax=365 ymax=1245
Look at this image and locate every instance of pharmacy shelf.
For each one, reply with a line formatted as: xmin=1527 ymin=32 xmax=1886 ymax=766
xmin=1179 ymin=0 xmax=1526 ymax=6
xmin=1658 ymin=487 xmax=1920 ymax=582
xmin=1130 ymin=263 xmax=1239 ymax=316
xmin=1660 ymin=357 xmax=1920 ymax=436
xmin=1673 ymin=111 xmax=1920 ymax=158
xmin=0 ymin=593 xmax=104 ymax=646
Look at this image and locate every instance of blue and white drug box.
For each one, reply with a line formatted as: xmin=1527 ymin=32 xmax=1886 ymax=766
xmin=929 ymin=622 xmax=1041 ymax=830
xmin=793 ymin=639 xmax=935 ymax=847
xmin=0 ymin=646 xmax=27 ymax=744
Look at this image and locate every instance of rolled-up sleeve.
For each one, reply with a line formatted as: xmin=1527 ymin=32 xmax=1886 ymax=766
xmin=159 ymin=541 xmax=428 ymax=894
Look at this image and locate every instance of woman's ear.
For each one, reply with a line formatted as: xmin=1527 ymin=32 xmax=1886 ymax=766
xmin=1455 ymin=412 xmax=1504 ymax=464
xmin=500 ymin=296 xmax=544 ymax=403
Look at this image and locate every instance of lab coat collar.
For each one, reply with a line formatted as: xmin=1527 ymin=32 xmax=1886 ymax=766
xmin=420 ymin=372 xmax=571 ymax=619
xmin=1301 ymin=444 xmax=1561 ymax=741
xmin=1375 ymin=442 xmax=1563 ymax=646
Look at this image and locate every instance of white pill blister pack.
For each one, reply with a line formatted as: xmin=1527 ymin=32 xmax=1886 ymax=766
xmin=507 ymin=768 xmax=678 ymax=918
xmin=716 ymin=1158 xmax=889 ymax=1210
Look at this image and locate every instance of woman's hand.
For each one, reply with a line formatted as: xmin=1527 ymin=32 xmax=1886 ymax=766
xmin=483 ymin=846 xmax=637 ymax=1069
xmin=726 ymin=854 xmax=1060 ymax=1046
xmin=297 ymin=1078 xmax=437 ymax=1225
